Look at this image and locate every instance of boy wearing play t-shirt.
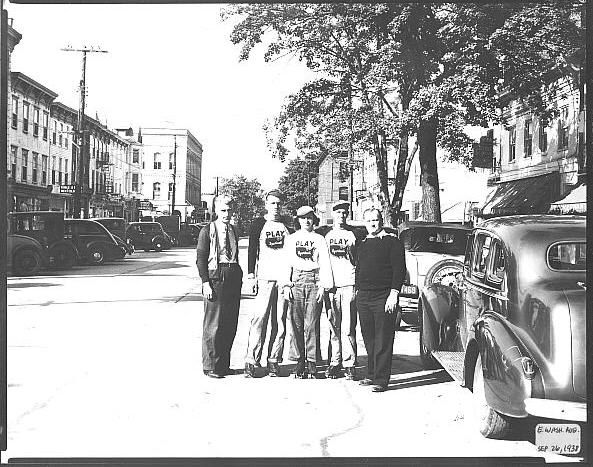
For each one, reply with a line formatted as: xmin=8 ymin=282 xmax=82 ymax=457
xmin=244 ymin=190 xmax=293 ymax=378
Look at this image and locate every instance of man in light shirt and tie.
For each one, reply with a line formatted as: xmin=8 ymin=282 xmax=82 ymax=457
xmin=196 ymin=195 xmax=243 ymax=378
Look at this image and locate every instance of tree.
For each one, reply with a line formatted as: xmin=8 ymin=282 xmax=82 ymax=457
xmin=218 ymin=175 xmax=265 ymax=236
xmin=277 ymin=157 xmax=318 ymax=216
xmin=224 ymin=3 xmax=584 ymax=225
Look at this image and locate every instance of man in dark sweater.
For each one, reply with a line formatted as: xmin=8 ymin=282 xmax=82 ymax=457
xmin=355 ymin=208 xmax=406 ymax=392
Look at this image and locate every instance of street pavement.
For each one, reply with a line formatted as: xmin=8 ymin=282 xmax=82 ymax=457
xmin=4 ymin=241 xmax=577 ymax=461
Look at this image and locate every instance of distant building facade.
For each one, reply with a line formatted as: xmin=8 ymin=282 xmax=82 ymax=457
xmin=140 ymin=128 xmax=202 ymax=221
xmin=481 ymin=65 xmax=586 ymax=218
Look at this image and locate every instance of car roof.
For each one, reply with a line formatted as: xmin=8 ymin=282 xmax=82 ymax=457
xmin=91 ymin=217 xmax=125 ymax=221
xmin=129 ymin=221 xmax=160 ymax=225
xmin=398 ymin=221 xmax=471 ymax=232
xmin=478 ymin=215 xmax=586 ymax=250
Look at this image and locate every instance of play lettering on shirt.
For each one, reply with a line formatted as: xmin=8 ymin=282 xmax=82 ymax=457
xmin=265 ymin=230 xmax=286 ymax=249
xmin=295 ymin=240 xmax=316 ymax=260
xmin=329 ymin=237 xmax=349 ymax=258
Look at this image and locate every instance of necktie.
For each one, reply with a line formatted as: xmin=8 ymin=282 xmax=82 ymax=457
xmin=224 ymin=224 xmax=232 ymax=261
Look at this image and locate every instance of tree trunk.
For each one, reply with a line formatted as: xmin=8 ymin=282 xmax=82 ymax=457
xmin=390 ymin=135 xmax=418 ymax=227
xmin=418 ymin=118 xmax=441 ymax=223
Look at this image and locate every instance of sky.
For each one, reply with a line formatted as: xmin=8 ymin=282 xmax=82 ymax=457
xmin=6 ymin=2 xmax=317 ymax=193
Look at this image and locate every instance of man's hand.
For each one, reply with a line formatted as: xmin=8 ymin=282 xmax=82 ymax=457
xmin=247 ymin=273 xmax=258 ymax=295
xmin=283 ymin=286 xmax=293 ymax=302
xmin=202 ymin=281 xmax=214 ymax=300
xmin=316 ymin=287 xmax=325 ymax=303
xmin=385 ymin=289 xmax=400 ymax=314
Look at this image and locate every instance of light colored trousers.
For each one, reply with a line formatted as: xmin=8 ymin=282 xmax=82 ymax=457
xmin=325 ymin=285 xmax=357 ymax=368
xmin=244 ymin=280 xmax=288 ymax=365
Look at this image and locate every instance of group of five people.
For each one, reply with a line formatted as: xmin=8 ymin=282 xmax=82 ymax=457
xmin=196 ymin=191 xmax=406 ymax=392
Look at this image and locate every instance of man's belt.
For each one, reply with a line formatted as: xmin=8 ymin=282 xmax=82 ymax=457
xmin=219 ymin=262 xmax=238 ymax=267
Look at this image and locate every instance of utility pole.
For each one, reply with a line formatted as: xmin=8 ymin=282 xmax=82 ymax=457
xmin=61 ymin=45 xmax=108 ymax=218
xmin=171 ymin=135 xmax=177 ymax=215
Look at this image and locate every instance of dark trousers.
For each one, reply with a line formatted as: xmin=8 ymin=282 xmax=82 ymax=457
xmin=357 ymin=289 xmax=397 ymax=387
xmin=202 ymin=263 xmax=243 ymax=373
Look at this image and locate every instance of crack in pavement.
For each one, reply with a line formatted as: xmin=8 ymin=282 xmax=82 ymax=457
xmin=319 ymin=381 xmax=365 ymax=456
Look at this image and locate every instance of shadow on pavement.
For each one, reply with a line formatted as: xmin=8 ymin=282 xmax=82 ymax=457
xmin=8 ymin=282 xmax=62 ymax=289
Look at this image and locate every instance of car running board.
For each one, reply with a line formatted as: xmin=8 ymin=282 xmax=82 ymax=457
xmin=431 ymin=351 xmax=464 ymax=383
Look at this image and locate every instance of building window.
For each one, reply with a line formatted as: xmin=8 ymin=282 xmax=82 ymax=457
xmin=154 ymin=153 xmax=161 ymax=169
xmin=153 ymin=182 xmax=161 ymax=199
xmin=65 ymin=126 xmax=69 ymax=148
xmin=539 ymin=119 xmax=548 ymax=153
xmin=168 ymin=182 xmax=174 ymax=199
xmin=132 ymin=149 xmax=139 ymax=164
xmin=58 ymin=158 xmax=63 ymax=184
xmin=10 ymin=146 xmax=18 ymax=178
xmin=33 ymin=108 xmax=40 ymax=137
xmin=558 ymin=107 xmax=569 ymax=150
xmin=59 ymin=123 xmax=64 ymax=147
xmin=21 ymin=149 xmax=29 ymax=182
xmin=523 ymin=120 xmax=532 ymax=157
xmin=23 ymin=101 xmax=30 ymax=133
xmin=508 ymin=126 xmax=516 ymax=162
xmin=52 ymin=156 xmax=56 ymax=184
xmin=42 ymin=111 xmax=49 ymax=140
xmin=132 ymin=173 xmax=139 ymax=192
xmin=32 ymin=152 xmax=39 ymax=183
xmin=11 ymin=96 xmax=18 ymax=129
xmin=169 ymin=153 xmax=175 ymax=170
xmin=52 ymin=121 xmax=57 ymax=144
xmin=42 ymin=155 xmax=48 ymax=185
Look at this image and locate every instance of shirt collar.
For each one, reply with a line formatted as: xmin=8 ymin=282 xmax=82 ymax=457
xmin=215 ymin=219 xmax=231 ymax=231
xmin=365 ymin=228 xmax=388 ymax=239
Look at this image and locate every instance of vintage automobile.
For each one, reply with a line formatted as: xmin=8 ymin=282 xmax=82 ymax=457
xmin=126 ymin=221 xmax=172 ymax=252
xmin=91 ymin=217 xmax=133 ymax=255
xmin=7 ymin=234 xmax=48 ymax=276
xmin=7 ymin=211 xmax=78 ymax=270
xmin=64 ymin=219 xmax=124 ymax=265
xmin=418 ymin=215 xmax=586 ymax=438
xmin=398 ymin=222 xmax=471 ymax=323
xmin=177 ymin=222 xmax=203 ymax=247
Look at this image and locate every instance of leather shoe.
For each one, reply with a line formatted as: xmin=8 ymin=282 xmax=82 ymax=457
xmin=244 ymin=363 xmax=256 ymax=378
xmin=344 ymin=367 xmax=356 ymax=380
xmin=371 ymin=384 xmax=388 ymax=392
xmin=267 ymin=362 xmax=280 ymax=377
xmin=358 ymin=378 xmax=373 ymax=386
xmin=325 ymin=364 xmax=341 ymax=379
xmin=203 ymin=370 xmax=224 ymax=379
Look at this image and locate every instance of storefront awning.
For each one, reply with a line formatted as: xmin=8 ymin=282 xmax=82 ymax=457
xmin=480 ymin=172 xmax=560 ymax=217
xmin=549 ymin=183 xmax=587 ymax=214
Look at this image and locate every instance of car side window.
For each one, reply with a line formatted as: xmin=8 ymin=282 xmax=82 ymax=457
xmin=486 ymin=241 xmax=507 ymax=291
xmin=472 ymin=233 xmax=491 ymax=280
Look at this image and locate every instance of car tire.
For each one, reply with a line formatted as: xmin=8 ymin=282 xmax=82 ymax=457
xmin=152 ymin=238 xmax=164 ymax=252
xmin=418 ymin=301 xmax=439 ymax=370
xmin=87 ymin=245 xmax=106 ymax=265
xmin=50 ymin=244 xmax=76 ymax=270
xmin=13 ymin=249 xmax=42 ymax=276
xmin=424 ymin=259 xmax=464 ymax=287
xmin=470 ymin=354 xmax=512 ymax=439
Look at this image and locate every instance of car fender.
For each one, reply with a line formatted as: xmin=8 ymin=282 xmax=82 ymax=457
xmin=49 ymin=239 xmax=80 ymax=258
xmin=11 ymin=241 xmax=48 ymax=266
xmin=472 ymin=312 xmax=532 ymax=418
xmin=419 ymin=283 xmax=460 ymax=352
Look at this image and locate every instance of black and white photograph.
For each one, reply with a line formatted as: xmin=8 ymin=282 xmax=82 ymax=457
xmin=0 ymin=0 xmax=589 ymax=463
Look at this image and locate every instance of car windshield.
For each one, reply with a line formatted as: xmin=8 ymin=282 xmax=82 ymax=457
xmin=547 ymin=242 xmax=586 ymax=271
xmin=401 ymin=227 xmax=468 ymax=256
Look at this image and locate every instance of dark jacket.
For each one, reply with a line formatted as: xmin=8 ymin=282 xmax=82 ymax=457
xmin=247 ymin=216 xmax=293 ymax=275
xmin=355 ymin=230 xmax=406 ymax=291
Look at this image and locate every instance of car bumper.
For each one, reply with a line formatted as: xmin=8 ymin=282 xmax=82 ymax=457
xmin=525 ymin=398 xmax=587 ymax=422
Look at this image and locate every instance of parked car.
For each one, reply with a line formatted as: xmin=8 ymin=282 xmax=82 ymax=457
xmin=64 ymin=219 xmax=124 ymax=265
xmin=7 ymin=211 xmax=78 ymax=270
xmin=178 ymin=222 xmax=203 ymax=247
xmin=126 ymin=222 xmax=172 ymax=252
xmin=418 ymin=215 xmax=586 ymax=439
xmin=91 ymin=217 xmax=133 ymax=256
xmin=7 ymin=234 xmax=48 ymax=276
xmin=397 ymin=222 xmax=471 ymax=324
xmin=140 ymin=215 xmax=180 ymax=246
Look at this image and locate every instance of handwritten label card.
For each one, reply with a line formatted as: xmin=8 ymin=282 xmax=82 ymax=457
xmin=535 ymin=423 xmax=581 ymax=455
